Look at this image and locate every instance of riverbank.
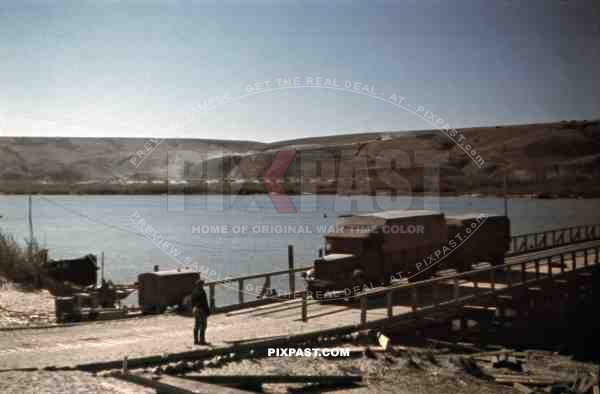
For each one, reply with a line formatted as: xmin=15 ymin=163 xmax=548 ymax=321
xmin=0 ymin=278 xmax=55 ymax=329
xmin=0 ymin=182 xmax=597 ymax=198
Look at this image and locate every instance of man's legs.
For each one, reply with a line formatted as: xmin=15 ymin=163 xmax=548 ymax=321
xmin=199 ymin=313 xmax=207 ymax=344
xmin=193 ymin=315 xmax=200 ymax=345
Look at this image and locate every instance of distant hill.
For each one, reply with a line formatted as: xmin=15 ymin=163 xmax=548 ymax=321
xmin=1 ymin=120 xmax=599 ymax=197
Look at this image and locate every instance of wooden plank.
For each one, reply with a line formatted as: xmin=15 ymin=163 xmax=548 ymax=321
xmin=425 ymin=339 xmax=483 ymax=353
xmin=160 ymin=375 xmax=254 ymax=394
xmin=210 ymin=266 xmax=311 ymax=284
xmin=492 ymin=374 xmax=567 ymax=385
xmin=181 ymin=374 xmax=363 ymax=385
xmin=513 ymin=382 xmax=533 ymax=393
xmin=114 ymin=372 xmax=253 ymax=394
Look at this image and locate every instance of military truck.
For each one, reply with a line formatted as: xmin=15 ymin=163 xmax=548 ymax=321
xmin=304 ymin=210 xmax=510 ymax=295
xmin=138 ymin=268 xmax=199 ymax=314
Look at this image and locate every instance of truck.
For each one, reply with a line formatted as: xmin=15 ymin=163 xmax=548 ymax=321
xmin=304 ymin=210 xmax=510 ymax=296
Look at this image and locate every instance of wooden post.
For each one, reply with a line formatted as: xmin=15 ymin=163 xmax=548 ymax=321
xmin=209 ymin=283 xmax=215 ymax=312
xmin=535 ymin=259 xmax=540 ymax=280
xmin=301 ymin=293 xmax=307 ymax=322
xmin=584 ymin=249 xmax=589 ymax=268
xmin=503 ymin=171 xmax=508 ymax=217
xmin=521 ymin=262 xmax=527 ymax=284
xmin=571 ymin=252 xmax=577 ymax=272
xmin=359 ymin=296 xmax=367 ymax=326
xmin=238 ymin=279 xmax=244 ymax=304
xmin=122 ymin=356 xmax=128 ymax=375
xmin=411 ymin=287 xmax=418 ymax=312
xmin=27 ymin=195 xmax=34 ymax=256
xmin=560 ymin=254 xmax=565 ymax=274
xmin=453 ymin=278 xmax=459 ymax=300
xmin=100 ymin=251 xmax=105 ymax=284
xmin=490 ymin=268 xmax=496 ymax=292
xmin=548 ymin=257 xmax=553 ymax=279
xmin=386 ymin=291 xmax=393 ymax=317
xmin=288 ymin=245 xmax=295 ymax=297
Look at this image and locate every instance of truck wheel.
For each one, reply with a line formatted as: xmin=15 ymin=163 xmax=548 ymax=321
xmin=458 ymin=260 xmax=472 ymax=272
xmin=491 ymin=255 xmax=505 ymax=266
xmin=351 ymin=269 xmax=366 ymax=295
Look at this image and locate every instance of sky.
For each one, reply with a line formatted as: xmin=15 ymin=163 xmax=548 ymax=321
xmin=0 ymin=0 xmax=598 ymax=141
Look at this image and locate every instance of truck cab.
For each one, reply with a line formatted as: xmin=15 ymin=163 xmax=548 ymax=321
xmin=305 ymin=210 xmax=446 ymax=296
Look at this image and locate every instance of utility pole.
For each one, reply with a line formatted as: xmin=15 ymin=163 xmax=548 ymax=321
xmin=27 ymin=195 xmax=34 ymax=256
xmin=502 ymin=144 xmax=509 ymax=217
xmin=101 ymin=251 xmax=105 ymax=283
xmin=503 ymin=172 xmax=508 ymax=217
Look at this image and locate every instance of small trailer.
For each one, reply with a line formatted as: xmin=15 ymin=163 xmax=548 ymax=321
xmin=138 ymin=268 xmax=200 ymax=314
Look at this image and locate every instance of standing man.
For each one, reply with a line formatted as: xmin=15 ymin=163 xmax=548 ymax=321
xmin=191 ymin=278 xmax=210 ymax=345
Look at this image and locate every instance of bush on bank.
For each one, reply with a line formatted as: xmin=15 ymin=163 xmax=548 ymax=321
xmin=0 ymin=230 xmax=44 ymax=288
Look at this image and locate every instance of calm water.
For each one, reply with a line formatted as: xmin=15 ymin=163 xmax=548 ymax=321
xmin=1 ymin=195 xmax=599 ymax=303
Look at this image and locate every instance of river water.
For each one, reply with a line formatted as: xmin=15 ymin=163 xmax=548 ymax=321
xmin=1 ymin=195 xmax=599 ymax=304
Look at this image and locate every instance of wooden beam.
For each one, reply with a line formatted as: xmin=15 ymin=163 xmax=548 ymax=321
xmin=385 ymin=291 xmax=394 ymax=317
xmin=360 ymin=296 xmax=367 ymax=326
xmin=513 ymin=382 xmax=533 ymax=393
xmin=301 ymin=293 xmax=308 ymax=322
xmin=180 ymin=374 xmax=362 ymax=386
xmin=288 ymin=245 xmax=295 ymax=296
xmin=238 ymin=279 xmax=244 ymax=305
xmin=114 ymin=372 xmax=253 ymax=394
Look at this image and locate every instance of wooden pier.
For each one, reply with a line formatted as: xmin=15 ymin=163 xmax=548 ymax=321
xmin=1 ymin=224 xmax=600 ymax=373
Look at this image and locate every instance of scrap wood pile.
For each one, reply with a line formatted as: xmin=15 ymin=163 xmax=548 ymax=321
xmin=459 ymin=349 xmax=600 ymax=394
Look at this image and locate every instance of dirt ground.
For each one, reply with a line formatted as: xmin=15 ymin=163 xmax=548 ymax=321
xmin=122 ymin=344 xmax=598 ymax=394
xmin=1 ymin=278 xmax=599 ymax=393
xmin=182 ymin=352 xmax=520 ymax=394
xmin=2 ymin=347 xmax=598 ymax=394
xmin=0 ymin=370 xmax=152 ymax=394
xmin=0 ymin=278 xmax=55 ymax=329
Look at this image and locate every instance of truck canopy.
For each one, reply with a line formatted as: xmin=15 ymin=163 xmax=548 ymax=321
xmin=328 ymin=210 xmax=443 ymax=237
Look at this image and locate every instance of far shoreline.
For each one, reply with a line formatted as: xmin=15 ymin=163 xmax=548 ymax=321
xmin=0 ymin=190 xmax=597 ymax=199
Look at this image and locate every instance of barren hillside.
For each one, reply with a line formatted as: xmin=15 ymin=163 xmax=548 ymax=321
xmin=0 ymin=120 xmax=599 ymax=196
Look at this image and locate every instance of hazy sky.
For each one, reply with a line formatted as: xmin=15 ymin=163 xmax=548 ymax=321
xmin=0 ymin=0 xmax=598 ymax=141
